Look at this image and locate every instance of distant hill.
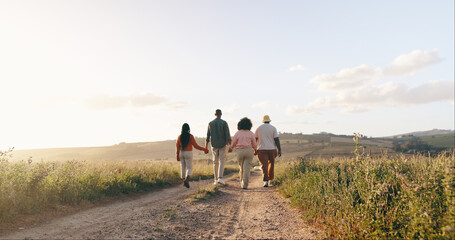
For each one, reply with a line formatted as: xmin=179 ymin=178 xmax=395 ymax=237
xmin=10 ymin=140 xmax=184 ymax=162
xmin=8 ymin=129 xmax=453 ymax=162
xmin=385 ymin=129 xmax=454 ymax=138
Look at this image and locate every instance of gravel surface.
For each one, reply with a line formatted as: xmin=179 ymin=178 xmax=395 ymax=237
xmin=1 ymin=169 xmax=320 ymax=239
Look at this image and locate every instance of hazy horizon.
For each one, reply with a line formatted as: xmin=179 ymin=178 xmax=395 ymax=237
xmin=1 ymin=0 xmax=454 ymax=150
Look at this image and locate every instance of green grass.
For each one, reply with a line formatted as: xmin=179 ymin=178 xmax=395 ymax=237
xmin=276 ymin=153 xmax=455 ymax=239
xmin=186 ymin=184 xmax=220 ymax=202
xmin=420 ymin=134 xmax=455 ymax=148
xmin=0 ymin=155 xmax=236 ymax=224
xmin=280 ymin=132 xmax=331 ymax=142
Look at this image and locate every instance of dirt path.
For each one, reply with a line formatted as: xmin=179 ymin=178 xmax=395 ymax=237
xmin=1 ymin=169 xmax=319 ymax=239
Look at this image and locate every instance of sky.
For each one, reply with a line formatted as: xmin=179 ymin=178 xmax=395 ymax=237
xmin=0 ymin=0 xmax=454 ymax=150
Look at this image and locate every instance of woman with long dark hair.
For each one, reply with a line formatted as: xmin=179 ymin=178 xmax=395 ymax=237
xmin=176 ymin=123 xmax=208 ymax=188
xmin=228 ymin=117 xmax=257 ymax=189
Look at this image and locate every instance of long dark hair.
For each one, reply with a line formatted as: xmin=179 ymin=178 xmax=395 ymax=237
xmin=181 ymin=123 xmax=191 ymax=149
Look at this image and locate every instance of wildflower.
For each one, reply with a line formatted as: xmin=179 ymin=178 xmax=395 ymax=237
xmin=402 ymin=183 xmax=409 ymax=188
xmin=341 ymin=219 xmax=347 ymax=223
xmin=443 ymin=226 xmax=455 ymax=233
xmin=395 ymin=173 xmax=405 ymax=178
xmin=354 ymin=214 xmax=361 ymax=220
xmin=431 ymin=194 xmax=435 ymax=198
xmin=415 ymin=187 xmax=421 ymax=191
xmin=380 ymin=203 xmax=385 ymax=207
xmin=423 ymin=211 xmax=429 ymax=217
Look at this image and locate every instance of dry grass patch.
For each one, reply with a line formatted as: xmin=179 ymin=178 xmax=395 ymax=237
xmin=186 ymin=185 xmax=219 ymax=202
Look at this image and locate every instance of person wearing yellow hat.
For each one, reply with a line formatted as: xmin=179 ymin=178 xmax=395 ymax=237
xmin=254 ymin=115 xmax=282 ymax=187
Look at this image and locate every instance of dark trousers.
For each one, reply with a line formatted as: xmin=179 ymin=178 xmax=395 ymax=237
xmin=257 ymin=150 xmax=277 ymax=181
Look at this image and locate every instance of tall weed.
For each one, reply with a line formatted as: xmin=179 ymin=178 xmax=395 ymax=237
xmin=0 ymin=155 xmax=235 ymax=223
xmin=277 ymin=152 xmax=455 ymax=239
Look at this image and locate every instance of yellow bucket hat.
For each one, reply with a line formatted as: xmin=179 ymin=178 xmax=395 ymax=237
xmin=262 ymin=115 xmax=271 ymax=123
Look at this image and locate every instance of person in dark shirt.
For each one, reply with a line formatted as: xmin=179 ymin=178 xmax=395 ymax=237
xmin=205 ymin=109 xmax=231 ymax=185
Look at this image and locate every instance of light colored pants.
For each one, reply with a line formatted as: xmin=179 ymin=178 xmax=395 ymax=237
xmin=212 ymin=146 xmax=227 ymax=179
xmin=235 ymin=148 xmax=254 ymax=188
xmin=179 ymin=151 xmax=193 ymax=179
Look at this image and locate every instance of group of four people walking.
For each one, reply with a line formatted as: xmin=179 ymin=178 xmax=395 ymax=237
xmin=176 ymin=109 xmax=282 ymax=189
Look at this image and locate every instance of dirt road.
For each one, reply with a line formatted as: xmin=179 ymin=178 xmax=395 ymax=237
xmin=1 ymin=169 xmax=319 ymax=239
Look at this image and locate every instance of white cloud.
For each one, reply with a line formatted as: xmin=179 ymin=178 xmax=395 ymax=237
xmin=298 ymin=50 xmax=451 ymax=114
xmin=398 ymin=80 xmax=454 ymax=104
xmin=291 ymin=80 xmax=454 ymax=114
xmin=287 ymin=64 xmax=306 ymax=72
xmin=129 ymin=93 xmax=167 ymax=107
xmin=86 ymin=93 xmax=167 ymax=110
xmin=311 ymin=64 xmax=381 ymax=91
xmin=383 ymin=49 xmax=442 ymax=76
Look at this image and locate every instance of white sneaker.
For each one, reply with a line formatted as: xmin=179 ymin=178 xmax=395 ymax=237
xmin=263 ymin=181 xmax=269 ymax=187
xmin=214 ymin=180 xmax=218 ymax=185
xmin=217 ymin=178 xmax=226 ymax=185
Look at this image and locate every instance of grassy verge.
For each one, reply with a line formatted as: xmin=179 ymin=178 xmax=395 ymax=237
xmin=276 ymin=153 xmax=455 ymax=239
xmin=186 ymin=184 xmax=220 ymax=202
xmin=0 ymin=155 xmax=236 ymax=224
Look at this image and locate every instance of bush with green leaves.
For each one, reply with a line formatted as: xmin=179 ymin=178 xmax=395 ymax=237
xmin=277 ymin=138 xmax=454 ymax=239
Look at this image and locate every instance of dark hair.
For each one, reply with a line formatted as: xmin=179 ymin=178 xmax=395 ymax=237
xmin=237 ymin=117 xmax=252 ymax=130
xmin=181 ymin=123 xmax=191 ymax=149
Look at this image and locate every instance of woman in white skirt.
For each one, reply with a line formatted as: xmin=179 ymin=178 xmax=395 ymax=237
xmin=229 ymin=117 xmax=257 ymax=189
xmin=176 ymin=123 xmax=208 ymax=188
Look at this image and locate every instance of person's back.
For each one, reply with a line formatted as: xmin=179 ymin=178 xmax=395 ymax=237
xmin=256 ymin=123 xmax=278 ymax=150
xmin=206 ymin=109 xmax=231 ymax=185
xmin=255 ymin=115 xmax=281 ymax=187
xmin=208 ymin=118 xmax=230 ymax=148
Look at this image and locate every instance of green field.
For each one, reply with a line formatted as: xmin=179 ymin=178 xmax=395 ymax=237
xmin=420 ymin=134 xmax=455 ymax=148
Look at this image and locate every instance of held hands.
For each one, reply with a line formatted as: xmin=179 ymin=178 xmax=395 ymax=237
xmin=204 ymin=148 xmax=209 ymax=154
xmin=176 ymin=154 xmax=180 ymax=161
xmin=228 ymin=147 xmax=233 ymax=153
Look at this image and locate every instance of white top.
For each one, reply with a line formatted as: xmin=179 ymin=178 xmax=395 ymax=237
xmin=254 ymin=123 xmax=279 ymax=150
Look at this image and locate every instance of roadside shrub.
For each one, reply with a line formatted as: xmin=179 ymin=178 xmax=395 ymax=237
xmin=277 ymin=152 xmax=455 ymax=239
xmin=0 ymin=156 xmax=236 ymax=223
